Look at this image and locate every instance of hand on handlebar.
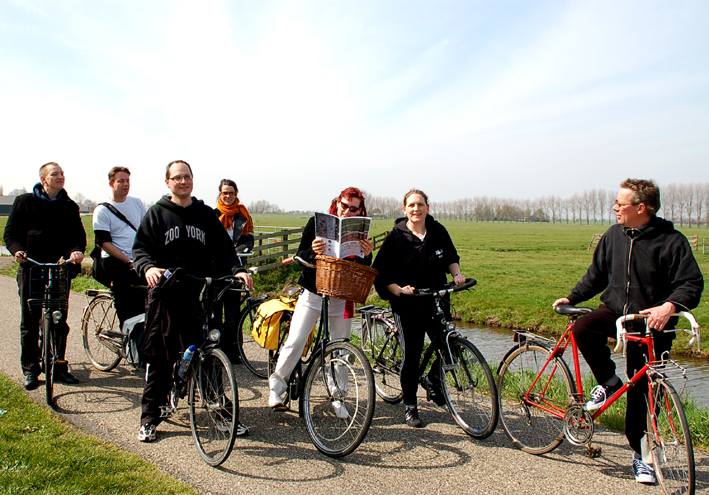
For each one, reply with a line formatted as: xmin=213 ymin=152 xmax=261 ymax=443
xmin=452 ymin=273 xmax=465 ymax=286
xmin=389 ymin=283 xmax=415 ymax=297
xmin=14 ymin=251 xmax=27 ymax=264
xmin=234 ymin=271 xmax=253 ymax=290
xmin=639 ymin=302 xmax=676 ymax=331
xmin=69 ymin=250 xmax=84 ymax=264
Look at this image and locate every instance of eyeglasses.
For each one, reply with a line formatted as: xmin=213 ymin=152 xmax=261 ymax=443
xmin=220 ymin=191 xmax=236 ymax=196
xmin=614 ymin=200 xmax=638 ymax=208
xmin=339 ymin=201 xmax=361 ymax=213
xmin=168 ymin=175 xmax=193 ymax=183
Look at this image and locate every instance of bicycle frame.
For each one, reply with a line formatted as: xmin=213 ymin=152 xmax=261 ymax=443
xmin=516 ymin=310 xmax=700 ymax=422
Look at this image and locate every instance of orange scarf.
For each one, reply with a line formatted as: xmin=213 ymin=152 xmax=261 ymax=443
xmin=216 ymin=198 xmax=253 ymax=235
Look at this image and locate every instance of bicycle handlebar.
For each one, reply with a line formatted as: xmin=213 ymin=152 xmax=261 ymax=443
xmin=282 ymin=255 xmax=316 ymax=269
xmin=400 ymin=278 xmax=477 ymax=298
xmin=22 ymin=256 xmax=75 ymax=266
xmin=614 ymin=311 xmax=701 ymax=355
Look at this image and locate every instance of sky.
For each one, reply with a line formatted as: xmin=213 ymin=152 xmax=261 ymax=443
xmin=1 ymin=0 xmax=708 ymax=212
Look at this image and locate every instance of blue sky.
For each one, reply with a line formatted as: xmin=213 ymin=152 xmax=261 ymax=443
xmin=1 ymin=1 xmax=707 ymax=211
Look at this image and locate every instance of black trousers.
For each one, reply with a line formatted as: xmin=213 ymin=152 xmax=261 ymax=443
xmin=17 ymin=264 xmax=71 ymax=376
xmin=572 ymin=304 xmax=674 ymax=454
xmin=392 ymin=297 xmax=447 ymax=407
xmin=102 ymin=257 xmax=147 ymax=329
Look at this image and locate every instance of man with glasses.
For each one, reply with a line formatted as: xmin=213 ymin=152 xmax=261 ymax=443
xmin=132 ymin=160 xmax=252 ymax=442
xmin=553 ymin=178 xmax=703 ymax=485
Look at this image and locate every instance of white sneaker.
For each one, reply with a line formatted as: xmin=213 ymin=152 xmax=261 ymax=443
xmin=332 ymin=400 xmax=349 ymax=419
xmin=138 ymin=424 xmax=156 ymax=442
xmin=633 ymin=456 xmax=656 ymax=484
xmin=269 ymin=390 xmax=285 ymax=409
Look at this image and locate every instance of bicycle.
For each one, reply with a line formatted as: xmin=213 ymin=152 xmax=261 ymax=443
xmin=358 ymin=279 xmax=499 ymax=439
xmin=268 ymin=255 xmax=376 ymax=457
xmin=82 ymin=286 xmax=147 ymax=371
xmin=24 ymin=257 xmax=73 ymax=408
xmin=496 ymin=304 xmax=700 ymax=495
xmin=83 ymin=268 xmax=242 ymax=467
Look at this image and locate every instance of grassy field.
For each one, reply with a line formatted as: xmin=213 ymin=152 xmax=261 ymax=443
xmin=0 ymin=373 xmax=198 ymax=495
xmin=2 ymin=213 xmax=708 ymax=345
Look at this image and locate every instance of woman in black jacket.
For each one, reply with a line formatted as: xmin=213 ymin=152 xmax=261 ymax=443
xmin=373 ymin=189 xmax=466 ymax=428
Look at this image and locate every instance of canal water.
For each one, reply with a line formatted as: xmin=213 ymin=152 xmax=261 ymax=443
xmin=457 ymin=322 xmax=709 ymax=408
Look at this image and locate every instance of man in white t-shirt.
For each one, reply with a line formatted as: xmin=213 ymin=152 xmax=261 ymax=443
xmin=92 ymin=166 xmax=147 ymax=328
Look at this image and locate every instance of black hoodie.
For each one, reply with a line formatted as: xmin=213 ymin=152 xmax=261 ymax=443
xmin=567 ymin=215 xmax=703 ymax=315
xmin=133 ymin=195 xmax=243 ymax=278
xmin=373 ymin=215 xmax=460 ymax=302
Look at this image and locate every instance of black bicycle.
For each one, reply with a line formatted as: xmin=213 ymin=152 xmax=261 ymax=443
xmin=83 ymin=268 xmax=241 ymax=466
xmin=358 ymin=279 xmax=499 ymax=439
xmin=25 ymin=257 xmax=73 ymax=408
xmin=268 ymin=255 xmax=376 ymax=457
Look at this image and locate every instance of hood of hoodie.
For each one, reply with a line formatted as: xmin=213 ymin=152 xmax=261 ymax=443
xmin=392 ymin=214 xmax=438 ymax=240
xmin=33 ymin=182 xmax=67 ymax=203
xmin=156 ymin=195 xmax=204 ymax=213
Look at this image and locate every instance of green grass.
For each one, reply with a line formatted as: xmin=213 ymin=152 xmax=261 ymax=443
xmin=0 ymin=373 xmax=198 ymax=495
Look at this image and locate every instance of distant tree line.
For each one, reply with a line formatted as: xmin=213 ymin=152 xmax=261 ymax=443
xmin=365 ymin=183 xmax=709 ymax=227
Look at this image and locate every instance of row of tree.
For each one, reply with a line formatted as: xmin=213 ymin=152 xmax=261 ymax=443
xmin=3 ymin=183 xmax=709 ymax=227
xmin=364 ymin=183 xmax=709 ymax=227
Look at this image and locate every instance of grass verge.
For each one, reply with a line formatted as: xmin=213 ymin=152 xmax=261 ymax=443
xmin=0 ymin=373 xmax=199 ymax=495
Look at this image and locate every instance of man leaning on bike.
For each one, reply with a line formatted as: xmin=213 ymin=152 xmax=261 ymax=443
xmin=132 ymin=160 xmax=253 ymax=443
xmin=553 ymin=178 xmax=703 ymax=485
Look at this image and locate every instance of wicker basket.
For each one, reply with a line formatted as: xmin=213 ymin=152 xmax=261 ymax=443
xmin=315 ymin=255 xmax=378 ymax=304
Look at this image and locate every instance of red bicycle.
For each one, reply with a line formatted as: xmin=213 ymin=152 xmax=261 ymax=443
xmin=497 ymin=304 xmax=700 ymax=495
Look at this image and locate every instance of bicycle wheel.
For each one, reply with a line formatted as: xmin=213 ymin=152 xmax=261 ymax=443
xmin=302 ymin=341 xmax=375 ymax=457
xmin=43 ymin=313 xmax=56 ymax=407
xmin=366 ymin=316 xmax=403 ymax=404
xmin=440 ymin=336 xmax=498 ymax=439
xmin=237 ymin=305 xmax=273 ymax=379
xmin=647 ymin=377 xmax=695 ymax=495
xmin=82 ymin=295 xmax=122 ymax=371
xmin=189 ymin=348 xmax=239 ymax=467
xmin=497 ymin=342 xmax=575 ymax=454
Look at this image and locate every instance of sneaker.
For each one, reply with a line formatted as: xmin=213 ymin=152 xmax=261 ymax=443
xmin=332 ymin=400 xmax=349 ymax=419
xmin=585 ymin=380 xmax=622 ymax=411
xmin=423 ymin=376 xmax=446 ymax=407
xmin=138 ymin=424 xmax=157 ymax=442
xmin=269 ymin=390 xmax=287 ymax=411
xmin=632 ymin=456 xmax=656 ymax=484
xmin=405 ymin=406 xmax=423 ymax=428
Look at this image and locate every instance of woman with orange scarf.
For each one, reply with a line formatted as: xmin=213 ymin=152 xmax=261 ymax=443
xmin=214 ymin=179 xmax=254 ymax=370
xmin=215 ymin=179 xmax=254 ymax=254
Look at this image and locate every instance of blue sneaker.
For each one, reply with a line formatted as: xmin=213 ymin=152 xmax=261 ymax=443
xmin=632 ymin=456 xmax=656 ymax=484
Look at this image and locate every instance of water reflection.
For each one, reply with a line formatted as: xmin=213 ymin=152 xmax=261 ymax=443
xmin=458 ymin=322 xmax=709 ymax=408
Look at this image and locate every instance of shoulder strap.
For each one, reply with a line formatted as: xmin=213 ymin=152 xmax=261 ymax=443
xmin=99 ymin=202 xmax=137 ymax=231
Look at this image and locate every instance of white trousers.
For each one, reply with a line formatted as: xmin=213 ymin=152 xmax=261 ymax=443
xmin=269 ymin=289 xmax=352 ymax=395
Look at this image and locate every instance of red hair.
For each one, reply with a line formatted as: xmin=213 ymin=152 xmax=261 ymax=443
xmin=329 ymin=187 xmax=367 ymax=216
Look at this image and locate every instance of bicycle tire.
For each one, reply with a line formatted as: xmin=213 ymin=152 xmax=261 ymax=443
xmin=366 ymin=316 xmax=403 ymax=404
xmin=236 ymin=304 xmax=272 ymax=379
xmin=82 ymin=295 xmax=122 ymax=371
xmin=647 ymin=377 xmax=695 ymax=495
xmin=43 ymin=313 xmax=56 ymax=407
xmin=440 ymin=336 xmax=498 ymax=439
xmin=302 ymin=341 xmax=375 ymax=457
xmin=497 ymin=342 xmax=575 ymax=454
xmin=189 ymin=347 xmax=239 ymax=467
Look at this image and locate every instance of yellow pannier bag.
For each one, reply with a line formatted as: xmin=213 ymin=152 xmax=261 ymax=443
xmin=251 ymin=298 xmax=293 ymax=350
xmin=251 ymin=296 xmax=315 ymax=355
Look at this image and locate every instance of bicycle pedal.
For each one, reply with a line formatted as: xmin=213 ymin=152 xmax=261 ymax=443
xmin=586 ymin=445 xmax=602 ymax=459
xmin=159 ymin=406 xmax=176 ymax=418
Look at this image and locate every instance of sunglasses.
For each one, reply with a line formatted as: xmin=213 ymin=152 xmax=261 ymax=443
xmin=340 ymin=201 xmax=361 ymax=213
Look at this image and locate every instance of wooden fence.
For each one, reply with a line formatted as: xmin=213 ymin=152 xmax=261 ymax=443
xmin=245 ymin=226 xmax=389 ymax=273
xmin=588 ymin=233 xmax=603 ymax=250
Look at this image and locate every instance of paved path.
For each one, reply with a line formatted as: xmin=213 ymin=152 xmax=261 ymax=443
xmin=1 ymin=273 xmax=708 ymax=495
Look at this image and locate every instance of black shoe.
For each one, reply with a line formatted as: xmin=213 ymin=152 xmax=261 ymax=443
xmin=23 ymin=373 xmax=39 ymax=391
xmin=423 ymin=376 xmax=446 ymax=407
xmin=405 ymin=406 xmax=423 ymax=428
xmin=55 ymin=371 xmax=80 ymax=384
